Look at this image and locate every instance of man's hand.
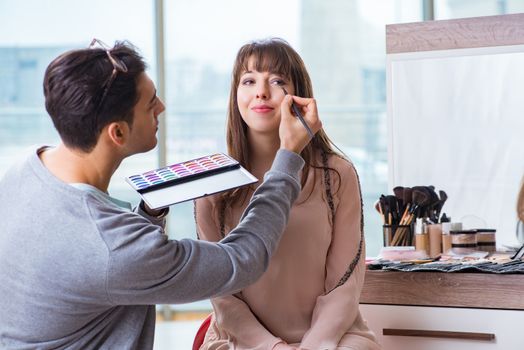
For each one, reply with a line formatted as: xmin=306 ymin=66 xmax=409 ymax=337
xmin=279 ymin=95 xmax=322 ymax=154
xmin=139 ymin=200 xmax=169 ymax=218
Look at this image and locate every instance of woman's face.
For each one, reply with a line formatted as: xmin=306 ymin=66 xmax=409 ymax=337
xmin=236 ymin=57 xmax=295 ymax=135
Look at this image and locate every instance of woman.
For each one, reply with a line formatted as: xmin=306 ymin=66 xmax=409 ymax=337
xmin=195 ymin=38 xmax=379 ymax=350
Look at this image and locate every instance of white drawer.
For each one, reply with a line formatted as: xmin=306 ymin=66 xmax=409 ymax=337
xmin=360 ymin=304 xmax=522 ymax=350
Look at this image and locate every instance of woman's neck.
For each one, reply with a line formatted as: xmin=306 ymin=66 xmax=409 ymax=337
xmin=247 ymin=131 xmax=281 ymax=177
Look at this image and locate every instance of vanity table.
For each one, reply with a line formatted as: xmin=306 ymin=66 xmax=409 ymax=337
xmin=360 ymin=270 xmax=524 ymax=349
xmin=369 ymin=12 xmax=524 ymax=349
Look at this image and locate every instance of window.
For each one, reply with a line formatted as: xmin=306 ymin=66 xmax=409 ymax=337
xmin=163 ymin=0 xmax=422 ymax=258
xmin=0 ymin=0 xmax=155 ymax=205
xmin=434 ymin=0 xmax=524 ymax=19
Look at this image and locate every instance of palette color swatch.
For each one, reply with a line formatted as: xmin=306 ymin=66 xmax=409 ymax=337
xmin=126 ymin=153 xmax=240 ymax=194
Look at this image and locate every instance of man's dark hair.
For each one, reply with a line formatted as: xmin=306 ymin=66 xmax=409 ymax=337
xmin=43 ymin=41 xmax=146 ymax=152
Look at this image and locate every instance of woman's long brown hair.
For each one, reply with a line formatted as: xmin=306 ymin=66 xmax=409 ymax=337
xmin=216 ymin=38 xmax=344 ymax=232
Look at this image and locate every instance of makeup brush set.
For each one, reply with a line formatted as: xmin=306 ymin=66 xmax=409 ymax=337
xmin=376 ymin=186 xmax=448 ymax=246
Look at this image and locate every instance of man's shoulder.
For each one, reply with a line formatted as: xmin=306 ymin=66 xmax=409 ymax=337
xmin=1 ymin=146 xmax=54 ymax=186
xmin=1 ymin=150 xmax=34 ymax=178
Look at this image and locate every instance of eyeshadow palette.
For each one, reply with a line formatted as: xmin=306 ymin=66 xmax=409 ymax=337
xmin=126 ymin=153 xmax=241 ymax=193
xmin=125 ymin=153 xmax=258 ymax=209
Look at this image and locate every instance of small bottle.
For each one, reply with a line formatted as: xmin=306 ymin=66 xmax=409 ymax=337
xmin=428 ymin=223 xmax=442 ymax=258
xmin=415 ymin=218 xmax=429 ymax=256
xmin=441 ymin=222 xmax=452 ymax=254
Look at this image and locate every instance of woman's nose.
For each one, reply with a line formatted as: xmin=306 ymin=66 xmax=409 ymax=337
xmin=256 ymin=83 xmax=270 ymax=100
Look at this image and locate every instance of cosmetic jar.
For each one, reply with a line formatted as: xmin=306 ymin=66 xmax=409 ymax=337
xmin=450 ymin=229 xmax=477 ymax=254
xmin=476 ymin=228 xmax=496 ymax=252
xmin=442 ymin=222 xmax=463 ymax=254
xmin=383 ymin=224 xmax=412 ymax=246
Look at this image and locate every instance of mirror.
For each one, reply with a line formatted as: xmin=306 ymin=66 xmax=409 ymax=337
xmin=386 ymin=14 xmax=524 ymax=247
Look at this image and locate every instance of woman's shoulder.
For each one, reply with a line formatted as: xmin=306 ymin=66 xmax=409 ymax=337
xmin=326 ymin=153 xmax=358 ymax=178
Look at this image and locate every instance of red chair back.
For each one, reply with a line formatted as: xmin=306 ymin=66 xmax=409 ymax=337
xmin=192 ymin=314 xmax=212 ymax=350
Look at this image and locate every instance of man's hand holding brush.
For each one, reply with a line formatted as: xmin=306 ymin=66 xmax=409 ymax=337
xmin=279 ymin=90 xmax=321 ymax=154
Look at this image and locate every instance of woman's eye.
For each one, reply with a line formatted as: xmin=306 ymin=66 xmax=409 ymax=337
xmin=270 ymin=79 xmax=286 ymax=86
xmin=241 ymin=78 xmax=255 ymax=85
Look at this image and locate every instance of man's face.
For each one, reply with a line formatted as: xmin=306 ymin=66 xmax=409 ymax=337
xmin=126 ymin=73 xmax=165 ymax=154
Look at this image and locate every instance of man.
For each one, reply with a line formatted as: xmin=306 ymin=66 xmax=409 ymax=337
xmin=0 ymin=39 xmax=321 ymax=349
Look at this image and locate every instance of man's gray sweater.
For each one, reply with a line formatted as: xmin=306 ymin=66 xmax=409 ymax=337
xmin=0 ymin=147 xmax=304 ymax=350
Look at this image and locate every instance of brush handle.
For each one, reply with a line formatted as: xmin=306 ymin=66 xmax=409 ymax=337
xmin=290 ymin=103 xmax=315 ymax=139
xmin=281 ymin=87 xmax=315 ymax=139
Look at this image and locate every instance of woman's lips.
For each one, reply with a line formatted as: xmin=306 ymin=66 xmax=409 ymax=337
xmin=251 ymin=105 xmax=274 ymax=113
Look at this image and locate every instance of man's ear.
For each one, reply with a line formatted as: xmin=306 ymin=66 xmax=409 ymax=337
xmin=106 ymin=122 xmax=129 ymax=146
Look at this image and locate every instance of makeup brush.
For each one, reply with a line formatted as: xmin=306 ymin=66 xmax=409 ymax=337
xmin=392 ymin=188 xmax=430 ymax=246
xmin=403 ymin=187 xmax=412 ymax=205
xmin=385 ymin=195 xmax=400 ymax=224
xmin=400 ymin=187 xmax=412 ymax=223
xmin=393 ymin=186 xmax=404 ymax=199
xmin=379 ymin=195 xmax=390 ymax=224
xmin=425 ymin=186 xmax=440 ymax=223
xmin=374 ymin=199 xmax=385 ymax=224
xmin=281 ymin=87 xmax=315 ymax=139
xmin=439 ymin=190 xmax=448 ymax=203
xmin=374 ymin=199 xmax=381 ymax=213
xmin=436 ymin=190 xmax=448 ymax=222
xmin=411 ymin=188 xmax=431 ymax=219
xmin=393 ymin=186 xmax=406 ymax=214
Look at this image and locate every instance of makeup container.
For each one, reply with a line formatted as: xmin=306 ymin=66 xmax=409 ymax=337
xmin=427 ymin=223 xmax=442 ymax=258
xmin=442 ymin=222 xmax=462 ymax=254
xmin=383 ymin=225 xmax=392 ymax=246
xmin=476 ymin=228 xmax=496 ymax=252
xmin=414 ymin=218 xmax=429 ymax=255
xmin=383 ymin=225 xmax=412 ymax=246
xmin=441 ymin=222 xmax=452 ymax=254
xmin=450 ymin=229 xmax=477 ymax=254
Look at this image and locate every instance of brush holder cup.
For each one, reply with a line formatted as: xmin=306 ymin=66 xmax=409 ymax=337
xmin=383 ymin=224 xmax=413 ymax=246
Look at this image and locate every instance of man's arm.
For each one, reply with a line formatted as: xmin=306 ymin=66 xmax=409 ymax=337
xmin=96 ymin=150 xmax=303 ymax=304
